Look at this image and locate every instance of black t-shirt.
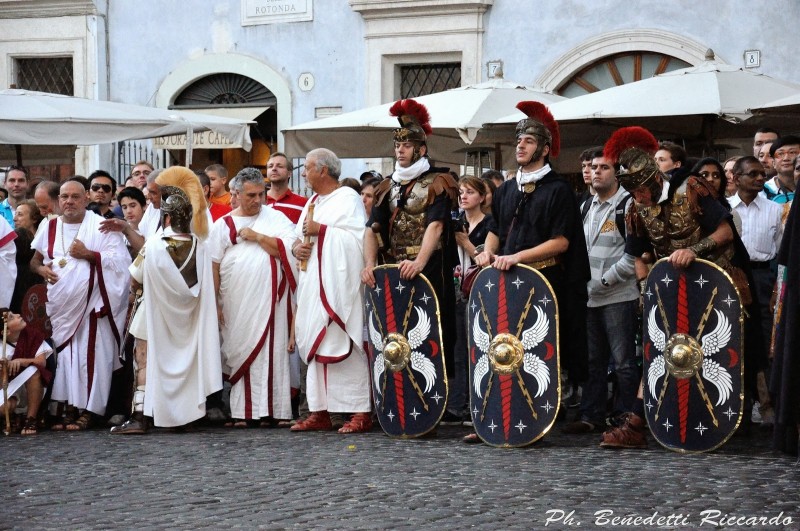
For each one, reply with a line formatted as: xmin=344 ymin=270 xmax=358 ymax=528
xmin=457 ymin=213 xmax=492 ymax=248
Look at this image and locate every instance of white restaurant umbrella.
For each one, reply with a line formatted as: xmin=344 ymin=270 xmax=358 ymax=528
xmin=488 ymin=55 xmax=800 ymax=149
xmin=283 ymin=77 xmax=564 ymax=166
xmin=750 ymin=93 xmax=800 ymax=134
xmin=0 ymin=89 xmax=253 ymax=165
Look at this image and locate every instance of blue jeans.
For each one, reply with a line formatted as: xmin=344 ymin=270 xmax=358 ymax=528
xmin=579 ymin=299 xmax=640 ymax=424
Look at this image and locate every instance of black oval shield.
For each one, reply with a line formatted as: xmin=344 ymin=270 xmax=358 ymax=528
xmin=467 ymin=265 xmax=560 ymax=447
xmin=643 ymin=258 xmax=745 ymax=453
xmin=365 ymin=265 xmax=447 ymax=438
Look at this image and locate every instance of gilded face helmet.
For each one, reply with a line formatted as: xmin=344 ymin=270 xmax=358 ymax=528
xmin=160 ymin=185 xmax=193 ymax=234
xmin=390 ymin=99 xmax=433 ymax=163
xmin=603 ymin=126 xmax=664 ymax=201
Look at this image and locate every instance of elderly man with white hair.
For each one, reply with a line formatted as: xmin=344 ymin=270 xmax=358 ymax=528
xmin=291 ymin=149 xmax=372 ymax=434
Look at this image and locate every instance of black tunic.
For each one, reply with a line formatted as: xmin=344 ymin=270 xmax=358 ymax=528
xmin=488 ymin=172 xmax=590 ymax=382
xmin=771 ymin=197 xmax=800 ymax=455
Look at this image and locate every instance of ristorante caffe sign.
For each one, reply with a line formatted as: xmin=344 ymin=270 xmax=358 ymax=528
xmin=241 ymin=0 xmax=312 ymax=25
xmin=153 ymin=131 xmax=240 ymax=150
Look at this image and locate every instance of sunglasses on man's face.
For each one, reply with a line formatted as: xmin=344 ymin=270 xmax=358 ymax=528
xmin=91 ymin=184 xmax=112 ymax=193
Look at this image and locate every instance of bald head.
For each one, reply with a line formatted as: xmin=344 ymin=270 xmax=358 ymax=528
xmin=59 ymin=180 xmax=88 ymax=223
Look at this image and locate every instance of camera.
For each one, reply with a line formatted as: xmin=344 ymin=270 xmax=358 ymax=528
xmin=450 ymin=210 xmax=468 ymax=233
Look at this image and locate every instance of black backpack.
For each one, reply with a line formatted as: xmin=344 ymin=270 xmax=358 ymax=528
xmin=580 ymin=193 xmax=632 ymax=239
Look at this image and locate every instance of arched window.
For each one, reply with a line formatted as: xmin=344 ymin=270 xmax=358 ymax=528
xmin=536 ymin=30 xmax=709 ymax=94
xmin=557 ymin=52 xmax=691 ymax=97
xmin=173 ymin=73 xmax=276 ymax=107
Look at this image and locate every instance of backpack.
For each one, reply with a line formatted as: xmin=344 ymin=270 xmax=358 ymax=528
xmin=581 ymin=192 xmax=632 ymax=239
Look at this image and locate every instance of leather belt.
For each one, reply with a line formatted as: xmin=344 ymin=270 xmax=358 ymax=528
xmin=394 ymin=243 xmax=441 ymax=261
xmin=528 ymin=255 xmax=561 ymax=270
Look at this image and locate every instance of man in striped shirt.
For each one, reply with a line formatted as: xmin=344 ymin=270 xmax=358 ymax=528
xmin=564 ymin=150 xmax=641 ymax=438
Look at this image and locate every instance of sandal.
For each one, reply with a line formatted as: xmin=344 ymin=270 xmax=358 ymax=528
xmin=51 ymin=406 xmax=78 ymax=432
xmin=66 ymin=411 xmax=93 ymax=431
xmin=21 ymin=417 xmax=38 ymax=436
xmin=338 ymin=412 xmax=373 ymax=434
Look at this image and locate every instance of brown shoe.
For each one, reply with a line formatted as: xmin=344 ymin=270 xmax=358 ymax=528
xmin=599 ymin=413 xmax=647 ymax=449
xmin=290 ymin=411 xmax=333 ymax=432
xmin=338 ymin=413 xmax=373 ymax=434
xmin=110 ymin=413 xmax=149 ymax=435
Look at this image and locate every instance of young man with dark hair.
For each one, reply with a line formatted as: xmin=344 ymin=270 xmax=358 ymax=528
xmin=564 ymin=151 xmax=640 ymax=435
xmin=763 ymin=135 xmax=800 ymax=205
xmin=753 ymin=127 xmax=779 ymax=157
xmin=88 ymin=170 xmax=120 ymax=219
xmin=654 ymin=141 xmax=686 ymax=178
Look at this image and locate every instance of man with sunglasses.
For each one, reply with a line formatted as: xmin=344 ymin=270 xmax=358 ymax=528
xmin=88 ymin=170 xmax=121 ymax=220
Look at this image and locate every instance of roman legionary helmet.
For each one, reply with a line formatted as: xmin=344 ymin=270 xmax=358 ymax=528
xmin=515 ymin=101 xmax=561 ymax=160
xmin=603 ymin=126 xmax=662 ymax=199
xmin=156 ymin=166 xmax=208 ymax=237
xmin=159 ymin=186 xmax=193 ymax=234
xmin=514 ymin=101 xmax=561 ymax=162
xmin=390 ymin=99 xmax=432 ymax=146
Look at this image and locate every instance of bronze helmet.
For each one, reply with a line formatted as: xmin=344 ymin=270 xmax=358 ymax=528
xmin=514 ymin=101 xmax=561 ymax=162
xmin=603 ymin=126 xmax=664 ymax=200
xmin=389 ymin=99 xmax=433 ymax=162
xmin=159 ymin=185 xmax=193 ymax=234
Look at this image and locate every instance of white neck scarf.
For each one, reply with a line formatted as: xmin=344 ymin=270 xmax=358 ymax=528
xmin=516 ymin=163 xmax=551 ymax=191
xmin=657 ymin=180 xmax=671 ymax=205
xmin=392 ymin=157 xmax=430 ymax=185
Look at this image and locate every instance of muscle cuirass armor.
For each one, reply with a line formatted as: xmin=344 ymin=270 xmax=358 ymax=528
xmin=637 ymin=181 xmax=730 ymax=263
xmin=636 ymin=181 xmax=747 ymax=302
xmin=164 ymin=236 xmax=199 ymax=288
xmin=388 ymin=174 xmax=440 ymax=260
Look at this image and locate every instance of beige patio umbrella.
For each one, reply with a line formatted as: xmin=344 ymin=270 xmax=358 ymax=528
xmin=0 ymin=89 xmax=253 ymax=166
xmin=488 ymin=53 xmax=800 ymax=154
xmin=283 ymin=77 xmax=564 ymax=167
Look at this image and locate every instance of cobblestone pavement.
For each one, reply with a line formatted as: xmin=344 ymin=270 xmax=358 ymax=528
xmin=1 ymin=419 xmax=798 ymax=530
